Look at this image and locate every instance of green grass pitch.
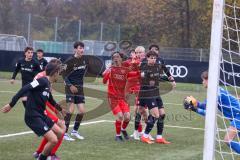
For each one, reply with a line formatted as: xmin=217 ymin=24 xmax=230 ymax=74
xmin=0 ymin=72 xmax=237 ymax=160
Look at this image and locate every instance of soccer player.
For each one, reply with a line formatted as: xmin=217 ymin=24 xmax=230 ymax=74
xmin=62 ymin=41 xmax=87 ymax=141
xmin=1 ymin=63 xmax=65 ymax=160
xmin=103 ymin=51 xmax=132 ymax=141
xmin=148 ymin=44 xmax=176 ymax=87
xmin=139 ymin=51 xmax=171 ymax=144
xmin=123 ymin=46 xmax=145 ymax=140
xmin=10 ymin=46 xmax=41 ymax=108
xmin=36 ymin=49 xmax=48 ymax=72
xmin=33 ymin=58 xmax=65 ymax=160
xmin=183 ymin=70 xmax=240 ymax=154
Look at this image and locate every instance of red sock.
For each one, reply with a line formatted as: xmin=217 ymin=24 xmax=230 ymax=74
xmin=115 ymin=120 xmax=122 ymax=135
xmin=36 ymin=137 xmax=48 ymax=153
xmin=138 ymin=122 xmax=142 ymax=132
xmin=51 ymin=134 xmax=64 ymax=155
xmin=122 ymin=120 xmax=129 ymax=130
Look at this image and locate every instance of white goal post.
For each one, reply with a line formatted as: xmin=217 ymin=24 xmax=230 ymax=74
xmin=203 ymin=0 xmax=225 ymax=160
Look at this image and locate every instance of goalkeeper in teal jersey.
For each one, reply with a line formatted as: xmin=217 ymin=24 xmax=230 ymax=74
xmin=183 ymin=70 xmax=240 ymax=154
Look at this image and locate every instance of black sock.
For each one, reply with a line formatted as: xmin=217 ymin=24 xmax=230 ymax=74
xmin=157 ymin=114 xmax=165 ymax=135
xmin=64 ymin=113 xmax=72 ymax=133
xmin=144 ymin=115 xmax=157 ymax=135
xmin=134 ymin=113 xmax=141 ymax=130
xmin=73 ymin=113 xmax=84 ymax=131
xmin=39 ymin=154 xmax=48 ymax=160
xmin=22 ymin=101 xmax=27 ymax=108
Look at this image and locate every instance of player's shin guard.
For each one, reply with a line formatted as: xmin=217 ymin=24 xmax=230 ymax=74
xmin=228 ymin=141 xmax=240 ymax=154
xmin=115 ymin=120 xmax=122 ymax=136
xmin=51 ymin=134 xmax=64 ymax=155
xmin=144 ymin=115 xmax=157 ymax=135
xmin=22 ymin=101 xmax=27 ymax=108
xmin=122 ymin=120 xmax=130 ymax=130
xmin=73 ymin=113 xmax=84 ymax=131
xmin=64 ymin=113 xmax=72 ymax=133
xmin=36 ymin=138 xmax=48 ymax=154
xmin=157 ymin=114 xmax=165 ymax=136
xmin=134 ymin=113 xmax=141 ymax=131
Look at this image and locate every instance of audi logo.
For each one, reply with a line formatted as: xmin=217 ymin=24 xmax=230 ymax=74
xmin=166 ymin=65 xmax=188 ymax=78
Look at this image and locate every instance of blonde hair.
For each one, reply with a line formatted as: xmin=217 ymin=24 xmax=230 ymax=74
xmin=135 ymin=46 xmax=145 ymax=53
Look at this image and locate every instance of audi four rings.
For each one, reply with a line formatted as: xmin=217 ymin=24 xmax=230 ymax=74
xmin=166 ymin=65 xmax=188 ymax=78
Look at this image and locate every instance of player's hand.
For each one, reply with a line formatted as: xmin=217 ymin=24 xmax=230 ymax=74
xmin=0 ymin=104 xmax=12 ymax=113
xmin=10 ymin=79 xmax=15 ymax=84
xmin=171 ymin=81 xmax=176 ymax=89
xmin=185 ymin=96 xmax=197 ymax=107
xmin=70 ymin=85 xmax=78 ymax=94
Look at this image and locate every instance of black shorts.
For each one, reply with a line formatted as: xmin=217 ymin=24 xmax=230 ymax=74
xmin=138 ymin=96 xmax=163 ymax=110
xmin=24 ymin=115 xmax=54 ymax=137
xmin=65 ymin=85 xmax=85 ymax=104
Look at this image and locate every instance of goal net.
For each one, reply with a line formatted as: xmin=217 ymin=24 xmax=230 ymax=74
xmin=204 ymin=0 xmax=240 ymax=159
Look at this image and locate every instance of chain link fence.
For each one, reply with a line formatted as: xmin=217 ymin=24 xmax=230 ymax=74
xmin=0 ymin=13 xmax=210 ymax=61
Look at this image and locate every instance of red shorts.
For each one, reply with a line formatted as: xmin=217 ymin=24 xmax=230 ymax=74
xmin=108 ymin=97 xmax=130 ymax=115
xmin=44 ymin=101 xmax=59 ymax=123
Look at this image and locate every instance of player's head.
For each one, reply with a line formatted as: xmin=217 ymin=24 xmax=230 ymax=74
xmin=36 ymin=49 xmax=44 ymax=59
xmin=146 ymin=51 xmax=158 ymax=65
xmin=48 ymin=58 xmax=63 ymax=73
xmin=111 ymin=51 xmax=124 ymax=66
xmin=45 ymin=63 xmax=61 ymax=82
xmin=24 ymin=47 xmax=33 ymax=60
xmin=73 ymin=41 xmax=84 ymax=57
xmin=201 ymin=70 xmax=208 ymax=88
xmin=149 ymin=44 xmax=160 ymax=54
xmin=129 ymin=49 xmax=136 ymax=59
xmin=135 ymin=46 xmax=145 ymax=59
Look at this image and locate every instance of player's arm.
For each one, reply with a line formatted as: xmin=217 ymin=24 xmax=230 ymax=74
xmin=1 ymin=79 xmax=45 ymax=113
xmin=102 ymin=68 xmax=110 ymax=84
xmin=11 ymin=60 xmax=21 ymax=84
xmin=43 ymin=58 xmax=48 ymax=70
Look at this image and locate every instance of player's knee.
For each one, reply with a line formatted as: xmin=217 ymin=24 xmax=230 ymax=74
xmin=49 ymin=136 xmax=58 ymax=145
xmin=124 ymin=113 xmax=130 ymax=121
xmin=117 ymin=113 xmax=124 ymax=121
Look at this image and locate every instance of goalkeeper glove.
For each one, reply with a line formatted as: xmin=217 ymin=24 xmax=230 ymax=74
xmin=185 ymin=96 xmax=197 ymax=107
xmin=183 ymin=96 xmax=198 ymax=112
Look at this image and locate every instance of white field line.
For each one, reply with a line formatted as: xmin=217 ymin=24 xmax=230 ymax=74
xmin=0 ymin=120 xmax=106 ymax=139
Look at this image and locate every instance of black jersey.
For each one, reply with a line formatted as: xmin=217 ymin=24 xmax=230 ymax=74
xmin=11 ymin=58 xmax=41 ymax=86
xmin=139 ymin=63 xmax=162 ymax=98
xmin=9 ymin=77 xmax=58 ymax=116
xmin=37 ymin=58 xmax=48 ymax=71
xmin=62 ymin=56 xmax=88 ymax=87
xmin=140 ymin=57 xmax=171 ymax=77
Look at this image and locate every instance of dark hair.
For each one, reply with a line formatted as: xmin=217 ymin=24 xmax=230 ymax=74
xmin=111 ymin=51 xmax=124 ymax=59
xmin=45 ymin=63 xmax=60 ymax=76
xmin=73 ymin=41 xmax=84 ymax=49
xmin=201 ymin=70 xmax=208 ymax=80
xmin=149 ymin=44 xmax=159 ymax=51
xmin=24 ymin=46 xmax=33 ymax=53
xmin=36 ymin=49 xmax=44 ymax=53
xmin=146 ymin=50 xmax=158 ymax=58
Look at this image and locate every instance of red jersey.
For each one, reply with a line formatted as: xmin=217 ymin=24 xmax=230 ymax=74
xmin=122 ymin=58 xmax=141 ymax=93
xmin=34 ymin=71 xmax=46 ymax=80
xmin=103 ymin=66 xmax=130 ymax=98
